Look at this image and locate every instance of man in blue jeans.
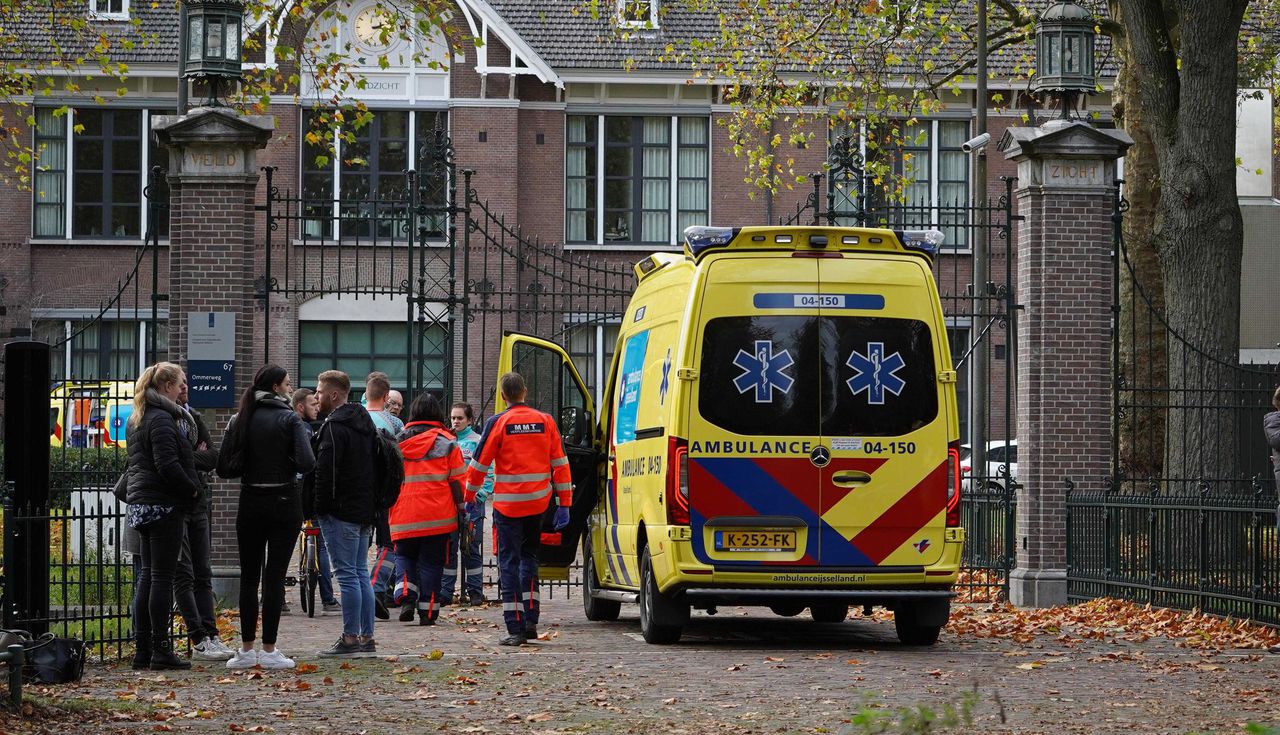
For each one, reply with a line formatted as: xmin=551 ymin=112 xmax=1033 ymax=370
xmin=312 ymin=370 xmax=380 ymax=656
xmin=293 ymin=388 xmax=340 ymax=612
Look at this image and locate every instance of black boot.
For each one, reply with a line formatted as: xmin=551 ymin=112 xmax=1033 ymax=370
xmin=149 ymin=637 xmax=191 ymax=671
xmin=131 ymin=639 xmax=151 ymax=670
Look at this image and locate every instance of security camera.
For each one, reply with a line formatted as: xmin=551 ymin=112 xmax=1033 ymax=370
xmin=961 ymin=133 xmax=991 ymax=153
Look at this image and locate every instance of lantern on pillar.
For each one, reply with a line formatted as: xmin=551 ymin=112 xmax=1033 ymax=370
xmin=1030 ymin=2 xmax=1097 ymax=120
xmin=182 ymin=0 xmax=244 ymax=106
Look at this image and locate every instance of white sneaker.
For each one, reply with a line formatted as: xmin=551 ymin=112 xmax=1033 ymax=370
xmin=212 ymin=638 xmax=237 ymax=656
xmin=225 ymin=648 xmax=259 ymax=670
xmin=256 ymin=649 xmax=296 ymax=670
xmin=193 ymin=638 xmax=234 ymax=662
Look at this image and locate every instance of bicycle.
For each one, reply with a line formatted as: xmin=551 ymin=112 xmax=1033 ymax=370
xmin=296 ymin=520 xmax=322 ymax=618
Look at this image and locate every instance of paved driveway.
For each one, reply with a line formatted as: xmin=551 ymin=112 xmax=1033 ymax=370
xmin=29 ymin=596 xmax=1280 ymax=735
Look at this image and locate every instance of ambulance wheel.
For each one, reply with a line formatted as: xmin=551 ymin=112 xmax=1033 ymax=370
xmin=809 ymin=603 xmax=849 ymax=623
xmin=582 ymin=535 xmax=621 ymax=622
xmin=638 ymin=547 xmax=687 ymax=644
xmin=893 ymin=601 xmax=947 ymax=646
xmin=769 ymin=604 xmax=805 ymax=617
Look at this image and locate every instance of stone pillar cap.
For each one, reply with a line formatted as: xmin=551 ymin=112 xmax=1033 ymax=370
xmin=152 ymin=107 xmax=275 ymax=149
xmin=998 ymin=120 xmax=1133 ymax=162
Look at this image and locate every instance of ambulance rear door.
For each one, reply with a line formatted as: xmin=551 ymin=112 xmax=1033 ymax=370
xmin=685 ymin=256 xmax=823 ymax=569
xmin=497 ymin=333 xmax=598 ymax=579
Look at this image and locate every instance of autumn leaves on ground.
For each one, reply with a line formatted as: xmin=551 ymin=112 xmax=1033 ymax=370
xmin=3 ymin=598 xmax=1279 ymax=735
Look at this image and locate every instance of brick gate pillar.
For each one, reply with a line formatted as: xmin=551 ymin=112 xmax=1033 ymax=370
xmin=153 ymin=108 xmax=274 ymax=602
xmin=998 ymin=121 xmax=1131 ymax=607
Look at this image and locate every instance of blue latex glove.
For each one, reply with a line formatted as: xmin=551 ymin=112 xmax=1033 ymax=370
xmin=463 ymin=501 xmax=476 ymax=516
xmin=553 ymin=506 xmax=571 ymax=531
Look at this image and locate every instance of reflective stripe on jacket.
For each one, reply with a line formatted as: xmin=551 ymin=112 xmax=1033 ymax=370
xmin=465 ymin=404 xmax=572 ymax=518
xmin=389 ymin=422 xmax=465 ymax=542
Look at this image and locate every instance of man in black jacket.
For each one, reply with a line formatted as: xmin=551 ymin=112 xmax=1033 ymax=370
xmin=313 ymin=370 xmax=381 ymax=656
xmin=174 ymin=383 xmax=235 ymax=662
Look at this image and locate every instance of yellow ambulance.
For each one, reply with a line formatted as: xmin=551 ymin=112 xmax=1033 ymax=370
xmin=496 ymin=225 xmax=964 ymax=645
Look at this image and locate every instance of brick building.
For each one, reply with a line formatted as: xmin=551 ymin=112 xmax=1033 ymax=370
xmin=3 ymin=0 xmax=1276 ymax=439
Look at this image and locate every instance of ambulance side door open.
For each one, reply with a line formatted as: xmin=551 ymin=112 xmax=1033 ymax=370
xmin=497 ymin=332 xmax=599 ymax=579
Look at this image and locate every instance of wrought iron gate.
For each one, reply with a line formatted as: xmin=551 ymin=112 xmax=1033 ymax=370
xmin=2 ymin=168 xmax=170 ymax=660
xmin=1067 ymin=186 xmax=1280 ymax=625
xmin=783 ymin=134 xmax=1020 ymax=601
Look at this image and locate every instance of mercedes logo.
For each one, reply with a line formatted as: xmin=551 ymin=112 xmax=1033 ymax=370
xmin=809 ymin=445 xmax=831 ymax=468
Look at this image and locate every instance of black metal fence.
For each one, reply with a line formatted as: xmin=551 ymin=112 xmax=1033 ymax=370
xmin=1067 ymin=189 xmax=1280 ymax=626
xmin=1 ymin=169 xmax=176 ymax=660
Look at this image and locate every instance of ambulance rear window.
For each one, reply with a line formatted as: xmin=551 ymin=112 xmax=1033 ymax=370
xmin=819 ymin=316 xmax=938 ymax=437
xmin=697 ymin=316 xmax=820 ymax=437
xmin=697 ymin=315 xmax=938 ymax=437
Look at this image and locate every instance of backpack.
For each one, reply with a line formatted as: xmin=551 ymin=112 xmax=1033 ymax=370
xmin=372 ymin=427 xmax=404 ymax=511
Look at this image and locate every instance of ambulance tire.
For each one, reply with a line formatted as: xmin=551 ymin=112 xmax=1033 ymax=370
xmin=808 ymin=603 xmax=849 ymax=623
xmin=582 ymin=535 xmax=621 ymax=622
xmin=893 ymin=601 xmax=946 ymax=646
xmin=769 ymin=604 xmax=805 ymax=617
xmin=638 ymin=547 xmax=687 ymax=644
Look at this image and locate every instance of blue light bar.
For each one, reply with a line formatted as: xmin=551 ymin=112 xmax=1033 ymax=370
xmin=684 ymin=226 xmax=737 ymax=256
xmin=897 ymin=229 xmax=946 ymax=258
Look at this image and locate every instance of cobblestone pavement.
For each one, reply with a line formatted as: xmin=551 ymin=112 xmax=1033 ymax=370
xmin=43 ymin=594 xmax=1280 ymax=735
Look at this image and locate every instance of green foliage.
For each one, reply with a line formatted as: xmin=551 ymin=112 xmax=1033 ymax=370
xmin=839 ymin=691 xmax=977 ymax=734
xmin=48 ymin=448 xmax=128 ymax=503
xmin=1243 ymin=725 xmax=1280 ymax=735
xmin=583 ymin=0 xmax=1040 ymax=198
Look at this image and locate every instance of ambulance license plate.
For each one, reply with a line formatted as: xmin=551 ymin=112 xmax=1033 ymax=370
xmin=714 ymin=530 xmax=796 ymax=552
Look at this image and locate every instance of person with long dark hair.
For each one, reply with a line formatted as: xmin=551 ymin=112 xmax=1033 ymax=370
xmin=389 ymin=393 xmax=466 ymax=625
xmin=125 ymin=362 xmax=201 ymax=670
xmin=217 ymin=364 xmax=315 ymax=670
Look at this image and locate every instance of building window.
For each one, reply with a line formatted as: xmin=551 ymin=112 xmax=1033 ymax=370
xmin=33 ymin=107 xmax=172 ymax=240
xmin=617 ymin=0 xmax=657 ymax=27
xmin=566 ymin=320 xmax=620 ymax=409
xmin=831 ymin=119 xmax=970 ymax=249
xmin=33 ymin=319 xmax=168 ymax=383
xmin=947 ymin=324 xmax=970 ymax=444
xmin=89 ymin=0 xmax=129 ymax=19
xmin=566 ymin=115 xmax=709 ymax=246
xmin=298 ymin=321 xmax=447 ymax=398
xmin=302 ymin=110 xmax=448 ymax=240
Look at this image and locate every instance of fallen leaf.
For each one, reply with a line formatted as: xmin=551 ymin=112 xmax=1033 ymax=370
xmin=322 ymin=677 xmax=334 ymax=685
xmin=426 ymin=649 xmax=445 ymax=661
xmin=764 ymin=656 xmax=784 ymax=662
xmin=662 ymin=697 xmax=677 ymax=705
xmin=525 ymin=712 xmax=553 ymax=722
xmin=1017 ymin=661 xmax=1045 ymax=670
xmin=340 ymin=662 xmax=355 ymax=670
xmin=295 ymin=663 xmax=318 ymax=674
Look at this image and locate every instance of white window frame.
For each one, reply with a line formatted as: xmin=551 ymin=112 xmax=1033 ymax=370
xmin=89 ymin=0 xmax=130 ymax=21
xmin=32 ymin=106 xmax=166 ymax=242
xmin=300 ymin=108 xmax=451 ymax=244
xmin=830 ymin=117 xmax=973 ymax=254
xmin=616 ymin=0 xmax=658 ymax=28
xmin=34 ymin=316 xmax=165 ymax=381
xmin=566 ymin=113 xmax=710 ymax=250
xmin=563 ymin=316 xmax=622 ymax=409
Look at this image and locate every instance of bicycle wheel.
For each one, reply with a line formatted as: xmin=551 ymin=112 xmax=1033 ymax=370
xmin=303 ymin=539 xmax=318 ymax=619
xmin=297 ymin=535 xmax=311 ymax=615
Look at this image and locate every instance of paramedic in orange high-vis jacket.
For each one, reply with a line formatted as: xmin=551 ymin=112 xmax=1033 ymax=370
xmin=389 ymin=392 xmax=467 ymax=626
xmin=465 ymin=372 xmax=573 ymax=647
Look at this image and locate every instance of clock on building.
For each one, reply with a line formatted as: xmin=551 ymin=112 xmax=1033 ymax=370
xmin=353 ymin=6 xmax=388 ymax=49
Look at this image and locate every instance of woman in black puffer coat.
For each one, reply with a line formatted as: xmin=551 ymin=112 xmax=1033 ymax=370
xmin=125 ymin=362 xmax=201 ymax=671
xmin=216 ymin=364 xmax=315 ymax=670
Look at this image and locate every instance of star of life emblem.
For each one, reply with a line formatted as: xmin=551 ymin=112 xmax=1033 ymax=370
xmin=732 ymin=340 xmax=795 ymax=403
xmin=846 ymin=342 xmax=906 ymax=404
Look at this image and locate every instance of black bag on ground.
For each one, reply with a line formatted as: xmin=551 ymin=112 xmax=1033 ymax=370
xmin=0 ymin=630 xmax=86 ymax=684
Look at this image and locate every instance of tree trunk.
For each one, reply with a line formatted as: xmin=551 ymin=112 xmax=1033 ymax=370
xmin=1108 ymin=9 xmax=1168 ymax=484
xmin=1119 ymin=0 xmax=1247 ymax=491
